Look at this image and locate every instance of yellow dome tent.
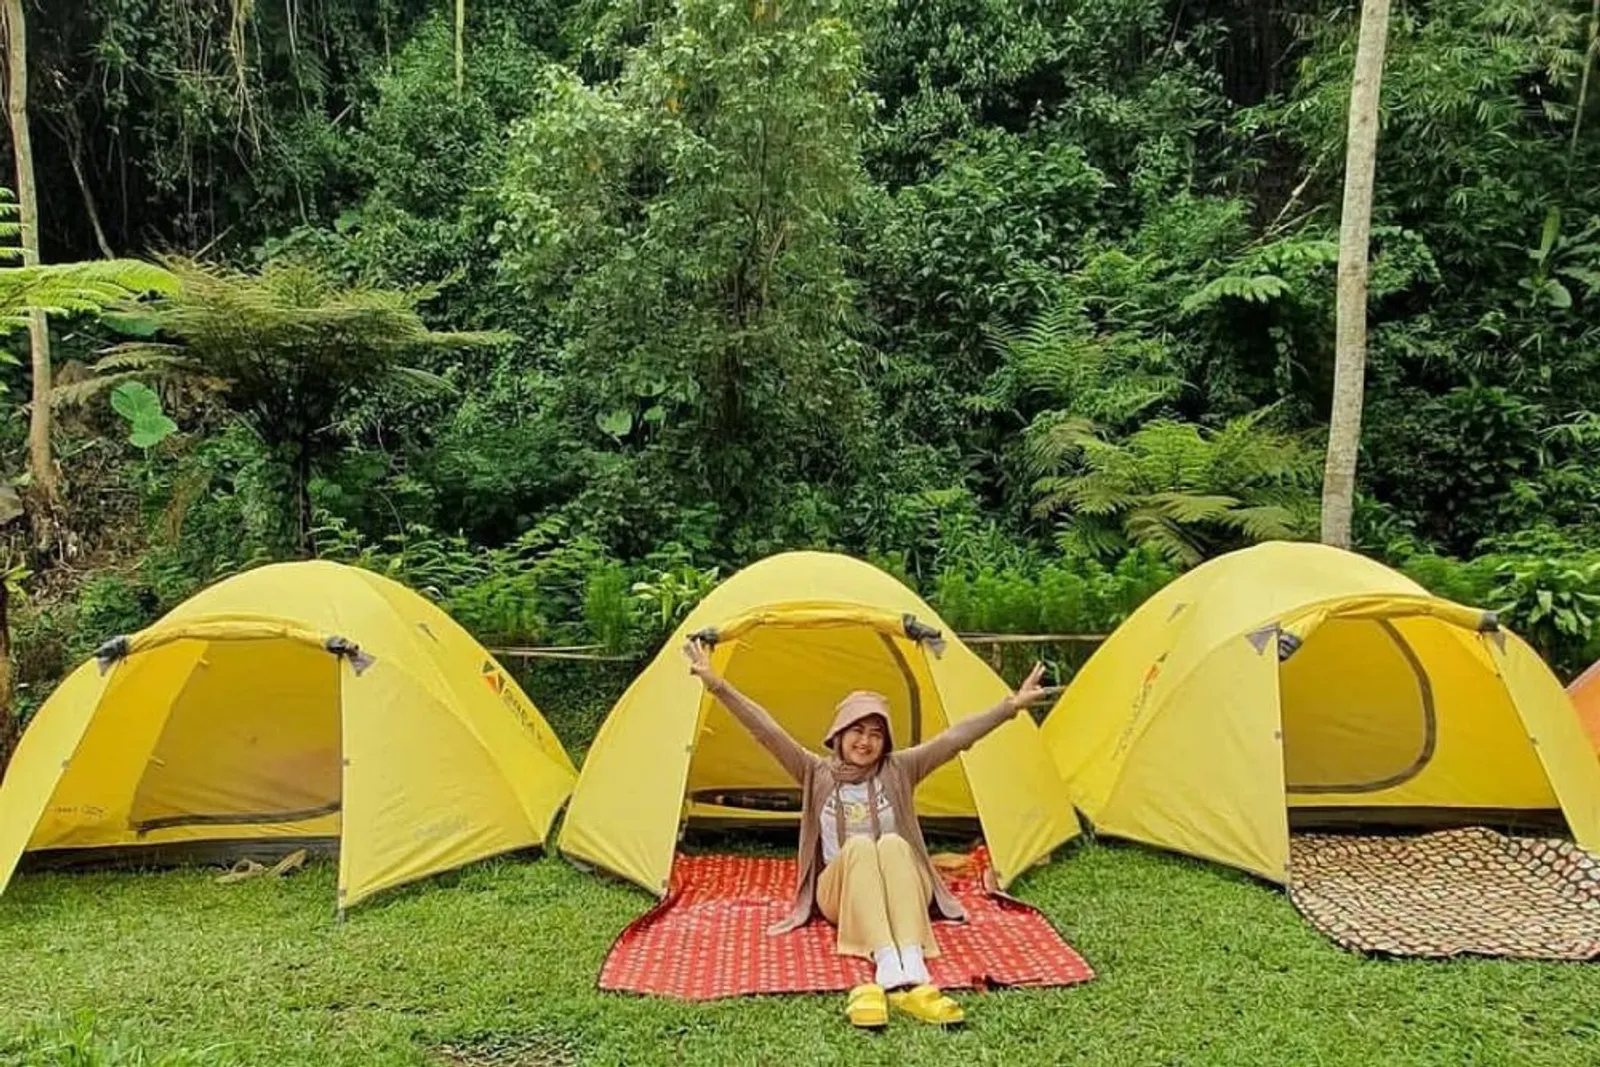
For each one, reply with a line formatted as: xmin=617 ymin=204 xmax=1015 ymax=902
xmin=0 ymin=561 xmax=576 ymax=909
xmin=1040 ymin=541 xmax=1600 ymax=883
xmin=559 ymin=551 xmax=1081 ymax=896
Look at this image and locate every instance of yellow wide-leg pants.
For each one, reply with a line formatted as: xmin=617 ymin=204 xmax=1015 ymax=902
xmin=817 ymin=833 xmax=939 ymax=960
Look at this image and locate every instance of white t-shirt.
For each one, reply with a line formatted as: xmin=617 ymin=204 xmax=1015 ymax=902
xmin=820 ymin=779 xmax=896 ymax=864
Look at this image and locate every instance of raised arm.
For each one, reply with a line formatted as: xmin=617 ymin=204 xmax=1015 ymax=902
xmin=686 ymin=639 xmax=817 ymax=783
xmin=899 ymin=662 xmax=1053 ymax=783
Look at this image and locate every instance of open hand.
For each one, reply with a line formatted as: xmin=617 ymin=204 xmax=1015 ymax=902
xmin=684 ymin=638 xmax=717 ymax=683
xmin=1006 ymin=662 xmax=1052 ymax=713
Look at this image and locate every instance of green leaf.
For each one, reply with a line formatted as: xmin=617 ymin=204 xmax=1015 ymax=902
xmin=1536 ymin=207 xmax=1561 ymax=261
xmin=110 ymin=380 xmax=163 ymax=423
xmin=1558 ymin=267 xmax=1600 ymax=294
xmin=597 ymin=408 xmax=633 ymax=437
xmin=128 ymin=414 xmax=179 ymax=449
xmin=101 ymin=311 xmax=161 ymax=338
xmin=110 ymin=380 xmax=178 ymax=448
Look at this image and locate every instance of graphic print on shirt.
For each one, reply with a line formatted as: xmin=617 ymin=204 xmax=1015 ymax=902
xmin=820 ymin=779 xmax=898 ymax=864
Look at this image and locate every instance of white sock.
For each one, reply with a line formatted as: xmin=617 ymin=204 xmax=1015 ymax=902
xmin=873 ymin=946 xmax=907 ymax=989
xmin=898 ymin=944 xmax=930 ymax=986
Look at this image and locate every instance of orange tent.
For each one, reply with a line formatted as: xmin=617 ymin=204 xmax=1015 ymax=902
xmin=1570 ymin=660 xmax=1600 ymax=753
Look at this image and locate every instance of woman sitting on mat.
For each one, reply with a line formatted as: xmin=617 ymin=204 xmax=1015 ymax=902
xmin=684 ymin=638 xmax=1052 ymax=1029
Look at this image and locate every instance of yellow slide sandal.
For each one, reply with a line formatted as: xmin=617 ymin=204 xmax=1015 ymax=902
xmin=845 ymin=983 xmax=888 ymax=1029
xmin=889 ymin=984 xmax=964 ymax=1026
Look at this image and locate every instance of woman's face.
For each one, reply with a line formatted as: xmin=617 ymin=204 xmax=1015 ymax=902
xmin=838 ymin=716 xmax=886 ymax=768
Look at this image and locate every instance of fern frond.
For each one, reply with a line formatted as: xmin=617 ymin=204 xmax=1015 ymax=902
xmin=1030 ymin=476 xmax=1078 ymax=518
xmin=1217 ymin=504 xmax=1305 ymax=541
xmin=414 ymin=329 xmax=518 ymax=349
xmin=0 ymin=259 xmax=177 ymax=332
xmin=50 ymin=371 xmax=142 ymax=408
xmin=1144 ymin=491 xmax=1243 ymax=525
xmin=90 ymin=346 xmax=193 ymax=373
xmin=385 ymin=365 xmax=458 ymax=398
xmin=1059 ymin=471 xmax=1139 ymax=516
xmin=1022 ymin=413 xmax=1099 ymax=478
xmin=1123 ymin=508 xmax=1205 ymax=567
xmin=1052 ymin=515 xmax=1128 ymax=559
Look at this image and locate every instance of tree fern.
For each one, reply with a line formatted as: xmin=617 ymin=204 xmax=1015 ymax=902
xmin=1033 ymin=410 xmax=1319 ymax=565
xmin=58 ymin=255 xmax=510 ymax=552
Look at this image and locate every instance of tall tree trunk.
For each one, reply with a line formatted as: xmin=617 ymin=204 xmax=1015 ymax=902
xmin=1575 ymin=0 xmax=1599 ymax=162
xmin=2 ymin=0 xmax=55 ymax=502
xmin=0 ymin=577 xmax=14 ymax=779
xmin=454 ymin=0 xmax=465 ymax=99
xmin=1320 ymin=0 xmax=1391 ymax=549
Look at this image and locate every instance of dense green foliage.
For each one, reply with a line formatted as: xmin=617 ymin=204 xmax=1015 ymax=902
xmin=6 ymin=0 xmax=1600 ymax=698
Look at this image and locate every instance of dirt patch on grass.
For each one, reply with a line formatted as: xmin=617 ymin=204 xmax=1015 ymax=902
xmin=430 ymin=1032 xmax=579 ymax=1067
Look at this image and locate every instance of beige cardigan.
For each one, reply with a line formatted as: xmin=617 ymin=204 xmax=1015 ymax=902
xmin=705 ymin=678 xmax=1018 ymax=935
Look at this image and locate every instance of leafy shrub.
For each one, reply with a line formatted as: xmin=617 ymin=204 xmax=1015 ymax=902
xmin=583 ymin=563 xmax=637 ymax=655
xmin=931 ymin=546 xmax=1176 ymax=635
xmin=1395 ymin=529 xmax=1600 ymax=677
xmin=630 ymin=545 xmax=721 ymax=642
xmin=315 ymin=518 xmax=651 ymax=651
xmin=1490 ymin=554 xmax=1600 ymax=672
xmin=8 ymin=607 xmax=71 ymax=724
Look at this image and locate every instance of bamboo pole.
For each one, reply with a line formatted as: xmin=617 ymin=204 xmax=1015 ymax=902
xmin=486 ymin=633 xmax=1108 ymax=664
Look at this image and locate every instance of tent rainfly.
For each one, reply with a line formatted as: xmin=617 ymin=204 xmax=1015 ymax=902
xmin=0 ymin=561 xmax=577 ymax=909
xmin=1039 ymin=541 xmax=1600 ymax=882
xmin=559 ymin=551 xmax=1081 ymax=896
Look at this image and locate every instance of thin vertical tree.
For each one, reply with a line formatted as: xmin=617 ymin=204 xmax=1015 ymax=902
xmin=1575 ymin=0 xmax=1599 ymax=160
xmin=1 ymin=0 xmax=54 ymax=501
xmin=1320 ymin=0 xmax=1392 ymax=548
xmin=0 ymin=569 xmax=12 ymax=776
xmin=454 ymin=0 xmax=465 ymax=98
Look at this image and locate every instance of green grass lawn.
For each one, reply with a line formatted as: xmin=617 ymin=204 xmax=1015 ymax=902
xmin=4 ymin=838 xmax=1598 ymax=1067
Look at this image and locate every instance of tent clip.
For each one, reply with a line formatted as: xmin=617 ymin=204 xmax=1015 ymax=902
xmin=94 ymin=635 xmax=131 ymax=675
xmin=1276 ymin=631 xmax=1302 ymax=662
xmin=688 ymin=627 xmax=719 ymax=648
xmin=1477 ymin=611 xmax=1500 ymax=633
xmin=902 ymin=615 xmax=946 ymax=658
xmin=324 ymin=636 xmax=376 ymax=676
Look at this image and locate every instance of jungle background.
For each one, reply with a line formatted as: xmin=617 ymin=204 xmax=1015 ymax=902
xmin=5 ymin=0 xmax=1600 ymax=735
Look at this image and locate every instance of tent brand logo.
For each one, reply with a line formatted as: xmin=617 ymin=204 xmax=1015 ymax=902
xmin=480 ymin=661 xmax=506 ymax=695
xmin=1114 ymin=655 xmax=1166 ymax=756
xmin=481 ymin=661 xmax=538 ymax=735
xmin=414 ymin=814 xmax=470 ymax=842
xmin=51 ymin=804 xmax=107 ymax=821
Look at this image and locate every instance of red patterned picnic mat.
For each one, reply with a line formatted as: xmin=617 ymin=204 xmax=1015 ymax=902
xmin=599 ymin=849 xmax=1094 ymax=1000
